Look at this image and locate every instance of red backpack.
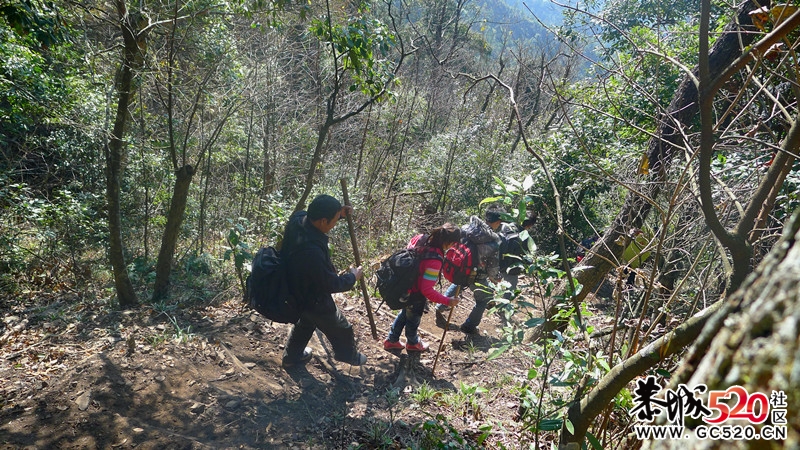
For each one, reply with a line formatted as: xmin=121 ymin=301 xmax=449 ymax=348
xmin=442 ymin=241 xmax=476 ymax=286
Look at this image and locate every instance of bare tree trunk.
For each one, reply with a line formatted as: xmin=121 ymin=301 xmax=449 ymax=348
xmin=291 ymin=0 xmax=404 ymax=213
xmin=106 ymin=0 xmax=146 ymax=309
xmin=240 ymin=101 xmax=255 ymax=218
xmin=436 ymin=136 xmax=458 ymax=213
xmin=563 ymin=207 xmax=800 ymax=449
xmin=381 ymin=107 xmax=403 ymax=197
xmin=434 ymin=112 xmax=465 ymax=213
xmin=385 ymin=95 xmax=417 ymax=198
xmin=199 ymin=134 xmax=212 ymax=254
xmin=293 ymin=120 xmax=333 ymax=213
xmin=148 ymin=0 xmax=239 ymax=300
xmin=354 ymin=103 xmax=372 ymax=189
xmin=153 ymin=164 xmax=195 ymax=300
xmin=138 ymin=88 xmax=150 ymax=261
xmin=261 ymin=114 xmax=275 ymax=197
xmin=695 ymin=0 xmax=800 ymax=294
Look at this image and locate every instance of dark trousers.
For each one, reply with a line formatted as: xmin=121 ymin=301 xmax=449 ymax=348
xmin=284 ymin=303 xmax=356 ymax=363
xmin=501 ymin=272 xmax=518 ymax=300
xmin=443 ymin=277 xmax=494 ymax=328
xmin=465 ymin=278 xmax=493 ymax=328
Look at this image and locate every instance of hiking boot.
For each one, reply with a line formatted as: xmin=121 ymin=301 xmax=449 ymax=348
xmin=405 ymin=340 xmax=429 ymax=352
xmin=383 ymin=339 xmax=405 ymax=351
xmin=335 ymin=351 xmax=367 ymax=366
xmin=350 ymin=352 xmax=367 ymax=366
xmin=282 ymin=347 xmax=313 ymax=368
xmin=459 ymin=323 xmax=478 ymax=335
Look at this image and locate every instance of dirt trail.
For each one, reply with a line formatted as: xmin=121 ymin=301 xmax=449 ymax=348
xmin=1 ymin=288 xmax=552 ymax=449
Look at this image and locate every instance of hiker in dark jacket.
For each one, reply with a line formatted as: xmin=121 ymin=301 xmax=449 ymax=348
xmin=497 ymin=211 xmax=537 ymax=301
xmin=281 ymin=194 xmax=366 ymax=368
xmin=436 ymin=209 xmax=502 ymax=334
xmin=383 ymin=224 xmax=461 ymax=353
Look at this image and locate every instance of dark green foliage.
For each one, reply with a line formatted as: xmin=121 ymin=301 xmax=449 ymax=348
xmin=0 ymin=177 xmax=106 ymax=292
xmin=0 ymin=0 xmax=66 ymax=48
xmin=308 ymin=5 xmax=398 ymax=98
xmin=1 ymin=1 xmax=68 ymax=133
xmin=599 ymin=0 xmax=702 ymax=53
xmin=1 ymin=2 xmax=99 ymax=194
xmin=184 ymin=251 xmax=213 ymax=275
xmin=516 ymin=132 xmax=616 ymax=255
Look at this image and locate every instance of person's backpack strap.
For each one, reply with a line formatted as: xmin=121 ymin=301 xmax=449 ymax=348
xmin=408 ymin=233 xmax=431 ymax=250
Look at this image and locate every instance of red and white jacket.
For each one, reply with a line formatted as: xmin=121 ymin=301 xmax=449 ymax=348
xmin=406 ymin=234 xmax=453 ymax=306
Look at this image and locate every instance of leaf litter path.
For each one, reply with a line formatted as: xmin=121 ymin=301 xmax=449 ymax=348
xmin=0 ymin=288 xmax=558 ymax=449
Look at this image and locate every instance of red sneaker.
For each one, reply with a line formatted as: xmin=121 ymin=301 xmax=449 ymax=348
xmin=383 ymin=339 xmax=405 ymax=350
xmin=405 ymin=340 xmax=429 ymax=352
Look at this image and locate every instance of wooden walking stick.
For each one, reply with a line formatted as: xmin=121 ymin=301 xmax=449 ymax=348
xmin=432 ymin=285 xmax=461 ymax=375
xmin=340 ymin=178 xmax=378 ymax=339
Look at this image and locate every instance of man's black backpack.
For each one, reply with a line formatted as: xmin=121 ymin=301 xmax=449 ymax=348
xmin=499 ymin=230 xmax=527 ymax=276
xmin=375 ymin=238 xmax=441 ymax=310
xmin=245 ymin=246 xmax=301 ymax=324
xmin=462 ymin=215 xmax=501 ymax=278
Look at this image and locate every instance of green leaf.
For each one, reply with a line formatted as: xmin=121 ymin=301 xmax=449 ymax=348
xmin=517 ymin=299 xmax=537 ymax=309
xmin=537 ymin=419 xmax=562 ymax=431
xmin=565 ymin=419 xmax=574 ymax=434
xmin=586 ymin=431 xmax=604 ymax=450
xmin=477 ymin=424 xmax=492 ymax=444
xmin=522 ymin=174 xmax=534 ymax=191
xmin=492 ymin=176 xmax=507 ymax=192
xmin=524 ymin=317 xmax=545 ymax=328
xmin=505 ymin=177 xmax=522 ymax=189
xmin=656 ymin=368 xmax=671 ymax=379
xmin=487 ymin=345 xmax=509 ymax=361
xmin=515 ymin=198 xmax=527 ymax=222
xmin=480 ymin=196 xmax=505 ymax=206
